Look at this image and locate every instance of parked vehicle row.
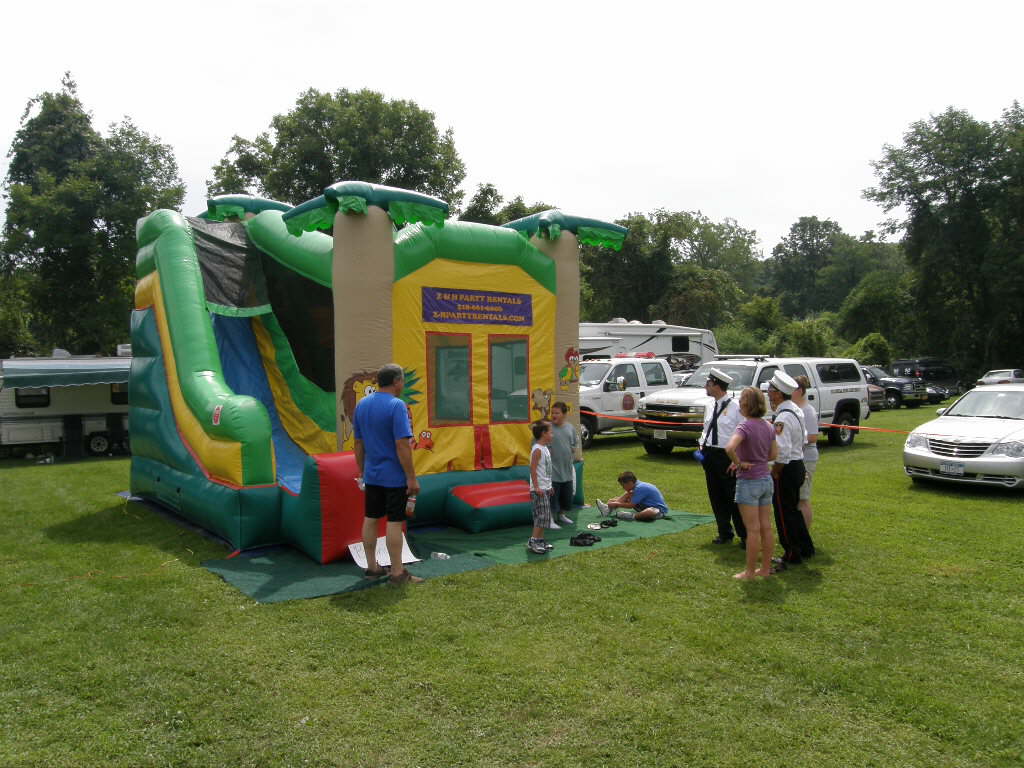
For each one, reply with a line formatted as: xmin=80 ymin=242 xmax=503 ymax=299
xmin=634 ymin=355 xmax=870 ymax=454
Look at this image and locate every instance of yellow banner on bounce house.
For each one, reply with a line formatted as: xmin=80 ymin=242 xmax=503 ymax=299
xmin=392 ymin=259 xmax=555 ymax=476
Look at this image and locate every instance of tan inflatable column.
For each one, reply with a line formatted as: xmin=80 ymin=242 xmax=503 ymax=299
xmin=532 ymin=231 xmax=583 ymax=457
xmin=332 ymin=205 xmax=395 ymax=447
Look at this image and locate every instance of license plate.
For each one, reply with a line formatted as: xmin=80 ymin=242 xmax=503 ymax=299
xmin=653 ymin=430 xmax=667 ymax=440
xmin=939 ymin=462 xmax=964 ymax=476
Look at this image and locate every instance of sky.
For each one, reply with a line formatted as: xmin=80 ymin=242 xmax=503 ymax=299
xmin=1 ymin=0 xmax=1021 ymax=254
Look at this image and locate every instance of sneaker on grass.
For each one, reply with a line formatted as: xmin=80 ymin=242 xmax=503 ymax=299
xmin=557 ymin=514 xmax=574 ymax=525
xmin=527 ymin=538 xmax=549 ymax=555
xmin=595 ymin=499 xmax=610 ymax=516
xmin=542 ymin=540 xmax=554 ymax=551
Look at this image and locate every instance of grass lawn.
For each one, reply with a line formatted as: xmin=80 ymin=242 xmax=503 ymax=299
xmin=2 ymin=405 xmax=1023 ymax=767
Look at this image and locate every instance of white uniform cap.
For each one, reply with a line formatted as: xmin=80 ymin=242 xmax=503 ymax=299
xmin=769 ymin=371 xmax=798 ymax=395
xmin=706 ymin=368 xmax=734 ymax=387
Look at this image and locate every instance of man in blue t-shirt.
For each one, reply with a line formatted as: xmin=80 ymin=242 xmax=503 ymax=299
xmin=353 ymin=363 xmax=421 ymax=585
xmin=595 ymin=471 xmax=669 ymax=521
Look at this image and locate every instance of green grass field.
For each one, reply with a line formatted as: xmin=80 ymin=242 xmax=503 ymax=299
xmin=2 ymin=406 xmax=1022 ymax=768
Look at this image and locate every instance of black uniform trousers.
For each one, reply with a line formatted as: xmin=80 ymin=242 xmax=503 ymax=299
xmin=701 ymin=446 xmax=746 ymax=541
xmin=772 ymin=459 xmax=814 ymax=562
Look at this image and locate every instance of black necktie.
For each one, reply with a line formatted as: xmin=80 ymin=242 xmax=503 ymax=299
xmin=710 ymin=398 xmax=727 ymax=447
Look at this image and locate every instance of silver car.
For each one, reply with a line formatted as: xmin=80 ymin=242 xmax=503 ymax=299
xmin=903 ymin=383 xmax=1024 ymax=489
xmin=976 ymin=368 xmax=1024 ymax=386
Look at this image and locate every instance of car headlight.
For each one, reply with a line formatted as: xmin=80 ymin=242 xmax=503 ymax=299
xmin=989 ymin=441 xmax=1024 ymax=458
xmin=905 ymin=432 xmax=927 ymax=449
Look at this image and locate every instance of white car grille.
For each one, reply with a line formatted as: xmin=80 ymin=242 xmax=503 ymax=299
xmin=926 ymin=438 xmax=992 ymax=458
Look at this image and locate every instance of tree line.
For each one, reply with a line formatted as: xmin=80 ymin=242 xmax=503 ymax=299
xmin=3 ymin=74 xmax=1022 ymax=379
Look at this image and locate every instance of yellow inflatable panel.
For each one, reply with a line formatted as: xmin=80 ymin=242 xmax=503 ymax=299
xmin=392 ymin=259 xmax=555 ymax=476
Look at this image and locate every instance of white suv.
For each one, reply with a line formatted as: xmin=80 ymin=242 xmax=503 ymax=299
xmin=635 ymin=355 xmax=871 ymax=454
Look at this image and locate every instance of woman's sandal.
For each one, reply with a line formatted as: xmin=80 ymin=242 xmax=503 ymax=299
xmin=363 ymin=566 xmax=390 ymax=580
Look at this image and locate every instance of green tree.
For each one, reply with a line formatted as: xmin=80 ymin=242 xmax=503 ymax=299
xmin=737 ymin=296 xmax=785 ymax=335
xmin=581 ymin=209 xmax=758 ymax=327
xmin=459 ymin=183 xmax=503 ymax=225
xmin=846 ymin=332 xmax=893 ymax=367
xmin=771 ymin=315 xmax=845 ymax=358
xmin=764 ymin=217 xmax=845 ymax=316
xmin=0 ymin=270 xmax=39 ymax=356
xmin=207 ymin=88 xmax=466 ymax=209
xmin=676 ymin=213 xmax=762 ymax=295
xmin=580 ymin=212 xmax=676 ymax=323
xmin=837 ymin=270 xmax=915 ymax=351
xmin=661 ymin=264 xmax=744 ymax=329
xmin=864 ymin=104 xmax=1024 ymax=372
xmin=2 ymin=74 xmax=184 ymax=354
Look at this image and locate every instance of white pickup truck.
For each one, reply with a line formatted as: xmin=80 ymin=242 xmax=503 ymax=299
xmin=578 ymin=354 xmax=677 ymax=448
xmin=634 ymin=355 xmax=871 ymax=454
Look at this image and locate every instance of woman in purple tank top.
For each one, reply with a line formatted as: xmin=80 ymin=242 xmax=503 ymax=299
xmin=725 ymin=387 xmax=779 ymax=580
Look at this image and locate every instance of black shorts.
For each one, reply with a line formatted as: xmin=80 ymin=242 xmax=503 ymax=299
xmin=364 ymin=484 xmax=408 ymax=523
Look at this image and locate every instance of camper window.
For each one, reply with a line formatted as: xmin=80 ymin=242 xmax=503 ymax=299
xmin=15 ymin=387 xmax=50 ymax=409
xmin=489 ymin=335 xmax=529 ymax=423
xmin=427 ymin=332 xmax=472 ymax=426
xmin=110 ymin=383 xmax=129 ymax=405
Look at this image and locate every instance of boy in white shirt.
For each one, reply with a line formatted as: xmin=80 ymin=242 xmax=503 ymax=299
xmin=527 ymin=420 xmax=556 ymax=554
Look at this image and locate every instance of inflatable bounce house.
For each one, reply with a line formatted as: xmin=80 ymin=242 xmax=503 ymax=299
xmin=129 ymin=181 xmax=626 ymax=562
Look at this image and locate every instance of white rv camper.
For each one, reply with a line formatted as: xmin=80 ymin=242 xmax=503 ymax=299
xmin=579 ymin=319 xmax=718 ymax=369
xmin=0 ymin=354 xmax=131 ymax=458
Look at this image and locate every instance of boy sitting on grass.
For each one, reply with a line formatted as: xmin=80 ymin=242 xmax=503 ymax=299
xmin=595 ymin=471 xmax=669 ymax=521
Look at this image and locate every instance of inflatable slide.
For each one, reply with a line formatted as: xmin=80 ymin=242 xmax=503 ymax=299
xmin=130 ymin=182 xmax=626 ymax=562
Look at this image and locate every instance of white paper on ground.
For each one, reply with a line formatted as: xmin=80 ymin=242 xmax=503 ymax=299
xmin=348 ymin=535 xmax=420 ymax=569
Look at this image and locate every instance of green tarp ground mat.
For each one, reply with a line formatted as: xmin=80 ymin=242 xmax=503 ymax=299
xmin=202 ymin=549 xmax=492 ymax=604
xmin=410 ymin=511 xmax=714 ymax=566
xmin=202 ymin=510 xmax=712 ymax=603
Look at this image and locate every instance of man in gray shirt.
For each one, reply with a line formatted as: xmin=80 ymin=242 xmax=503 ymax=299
xmin=548 ymin=401 xmax=579 ymax=526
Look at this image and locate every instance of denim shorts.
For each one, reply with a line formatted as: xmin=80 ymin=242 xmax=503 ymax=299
xmin=735 ymin=476 xmax=774 ymax=507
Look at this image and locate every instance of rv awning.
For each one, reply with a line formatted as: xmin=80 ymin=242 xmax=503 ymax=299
xmin=0 ymin=358 xmax=131 ymax=388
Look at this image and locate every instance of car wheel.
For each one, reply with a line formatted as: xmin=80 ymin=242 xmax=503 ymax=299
xmin=580 ymin=415 xmax=596 ymax=450
xmin=828 ymin=413 xmax=857 ymax=447
xmin=886 ymin=391 xmax=902 ymax=409
xmin=642 ymin=441 xmax=673 ymax=455
xmin=87 ymin=433 xmax=110 ymax=456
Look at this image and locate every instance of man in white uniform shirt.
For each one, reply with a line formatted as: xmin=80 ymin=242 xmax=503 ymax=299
xmin=699 ymin=368 xmax=746 ymax=546
xmin=766 ymin=371 xmax=814 ymax=566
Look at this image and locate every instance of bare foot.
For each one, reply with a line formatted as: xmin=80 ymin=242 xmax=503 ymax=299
xmin=755 ymin=569 xmax=772 ymax=578
xmin=733 ymin=571 xmax=756 ymax=580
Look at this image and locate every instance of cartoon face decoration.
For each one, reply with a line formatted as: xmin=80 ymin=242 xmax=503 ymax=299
xmin=416 ymin=430 xmax=434 ymax=451
xmin=559 ymin=346 xmax=582 ymax=390
xmin=339 ymin=370 xmax=380 ymax=446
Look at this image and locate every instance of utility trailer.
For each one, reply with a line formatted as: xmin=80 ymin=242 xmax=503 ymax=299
xmin=0 ymin=356 xmax=131 ymax=458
